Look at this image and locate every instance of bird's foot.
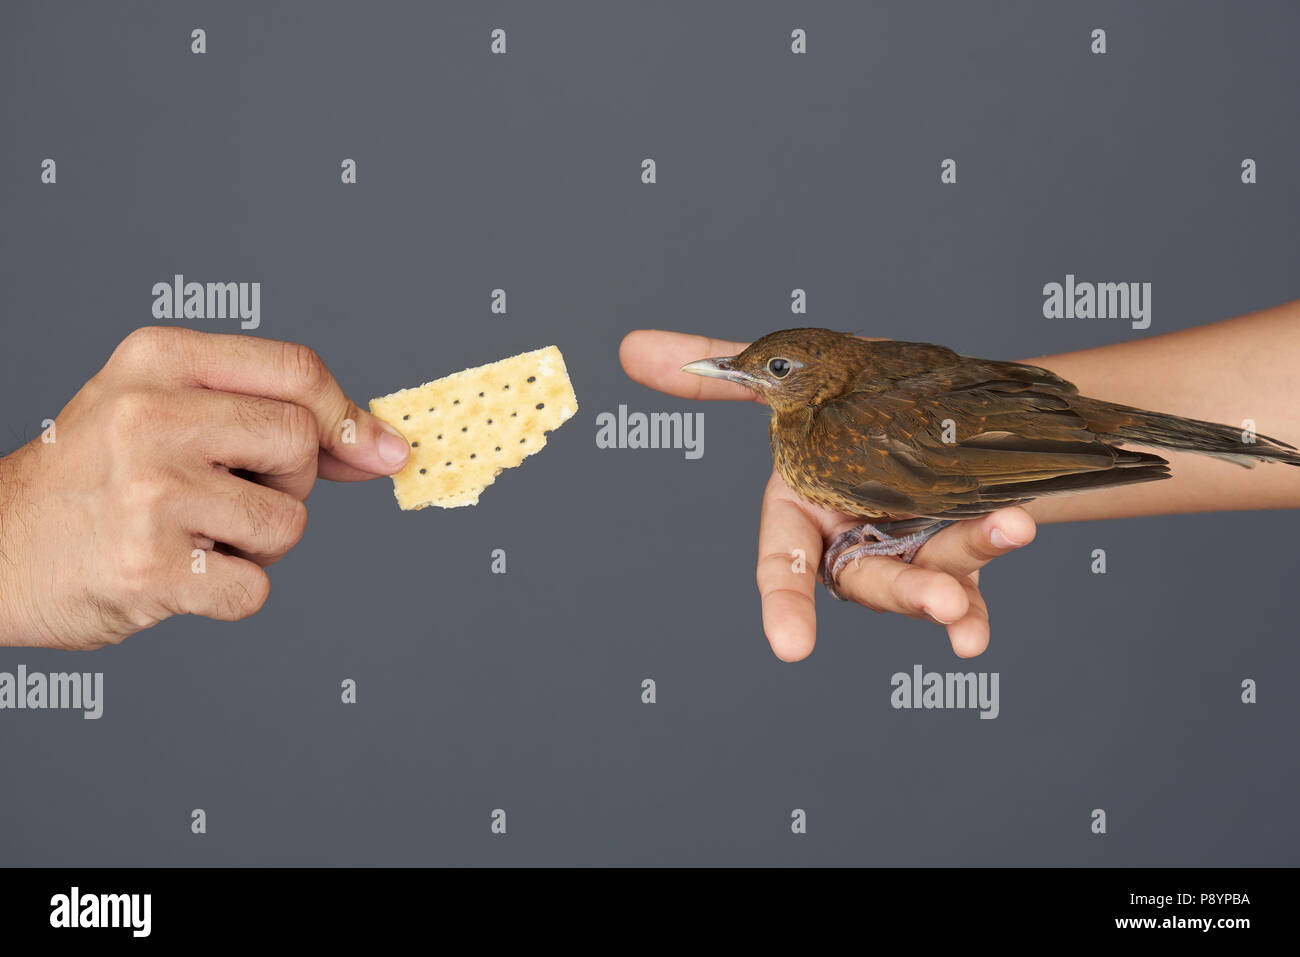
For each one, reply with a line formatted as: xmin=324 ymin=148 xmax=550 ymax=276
xmin=819 ymin=520 xmax=956 ymax=601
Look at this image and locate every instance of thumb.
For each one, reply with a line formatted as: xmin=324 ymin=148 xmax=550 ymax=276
xmin=316 ymin=397 xmax=412 ymax=481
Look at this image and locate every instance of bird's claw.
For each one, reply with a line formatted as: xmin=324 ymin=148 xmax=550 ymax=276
xmin=819 ymin=520 xmax=956 ymax=600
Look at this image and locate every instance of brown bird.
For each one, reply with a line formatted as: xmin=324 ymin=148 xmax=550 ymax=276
xmin=682 ymin=328 xmax=1300 ymax=599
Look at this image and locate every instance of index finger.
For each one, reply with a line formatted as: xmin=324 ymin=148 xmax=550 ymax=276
xmin=619 ymin=330 xmax=758 ymax=402
xmin=125 ymin=326 xmax=410 ymax=480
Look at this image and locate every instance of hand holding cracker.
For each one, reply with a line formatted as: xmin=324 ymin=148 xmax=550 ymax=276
xmin=0 ymin=327 xmax=412 ymax=650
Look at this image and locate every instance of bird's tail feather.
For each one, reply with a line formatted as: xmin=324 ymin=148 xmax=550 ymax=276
xmin=1078 ymin=400 xmax=1300 ymax=468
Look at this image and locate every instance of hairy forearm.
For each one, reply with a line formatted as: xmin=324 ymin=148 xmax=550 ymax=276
xmin=1022 ymin=299 xmax=1300 ymax=522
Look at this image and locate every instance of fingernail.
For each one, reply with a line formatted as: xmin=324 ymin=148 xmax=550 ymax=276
xmin=925 ymin=605 xmax=958 ymax=625
xmin=377 ymin=425 xmax=410 ymax=466
xmin=990 ymin=527 xmax=1022 ymax=550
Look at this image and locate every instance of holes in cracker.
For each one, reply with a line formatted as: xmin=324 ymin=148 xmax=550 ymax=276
xmin=371 ymin=348 xmax=572 ymax=511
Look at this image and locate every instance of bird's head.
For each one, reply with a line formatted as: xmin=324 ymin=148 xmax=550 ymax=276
xmin=680 ymin=328 xmax=862 ymax=412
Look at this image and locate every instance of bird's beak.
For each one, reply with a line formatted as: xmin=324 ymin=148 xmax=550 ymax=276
xmin=680 ymin=356 xmax=761 ymax=388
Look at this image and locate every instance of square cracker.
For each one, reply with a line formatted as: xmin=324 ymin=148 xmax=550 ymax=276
xmin=369 ymin=345 xmax=578 ymax=510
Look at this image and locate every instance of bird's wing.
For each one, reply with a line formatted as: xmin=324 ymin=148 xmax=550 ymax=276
xmin=845 ymin=346 xmax=1081 ymax=397
xmin=812 ymin=368 xmax=1168 ymax=517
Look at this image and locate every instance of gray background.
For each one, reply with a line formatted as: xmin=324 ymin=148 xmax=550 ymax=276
xmin=2 ymin=1 xmax=1297 ymax=866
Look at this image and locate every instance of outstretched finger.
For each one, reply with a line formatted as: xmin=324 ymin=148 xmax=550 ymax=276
xmin=620 ymin=330 xmax=757 ymax=402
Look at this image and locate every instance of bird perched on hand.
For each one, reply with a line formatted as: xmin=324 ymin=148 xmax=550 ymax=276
xmin=681 ymin=328 xmax=1300 ymax=599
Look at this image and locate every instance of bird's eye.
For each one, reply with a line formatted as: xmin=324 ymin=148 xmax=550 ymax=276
xmin=767 ymin=357 xmax=791 ymax=378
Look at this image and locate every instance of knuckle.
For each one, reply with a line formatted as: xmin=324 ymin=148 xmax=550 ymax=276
xmin=105 ymin=390 xmax=157 ymax=440
xmin=113 ymin=539 xmax=165 ymax=595
xmin=755 ymin=551 xmax=798 ymax=589
xmin=121 ymin=472 xmax=175 ymax=515
xmin=114 ymin=325 xmax=172 ymax=364
xmin=226 ymin=570 xmax=270 ymax=619
xmin=231 ymin=395 xmax=277 ymax=434
xmin=278 ymin=498 xmax=309 ymax=548
xmin=236 ymin=487 xmax=275 ymax=536
xmin=248 ymin=490 xmax=307 ymax=550
xmin=962 ymin=533 xmax=992 ymax=564
xmin=281 ymin=341 xmax=327 ymax=394
xmin=278 ymin=402 xmax=319 ymax=464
